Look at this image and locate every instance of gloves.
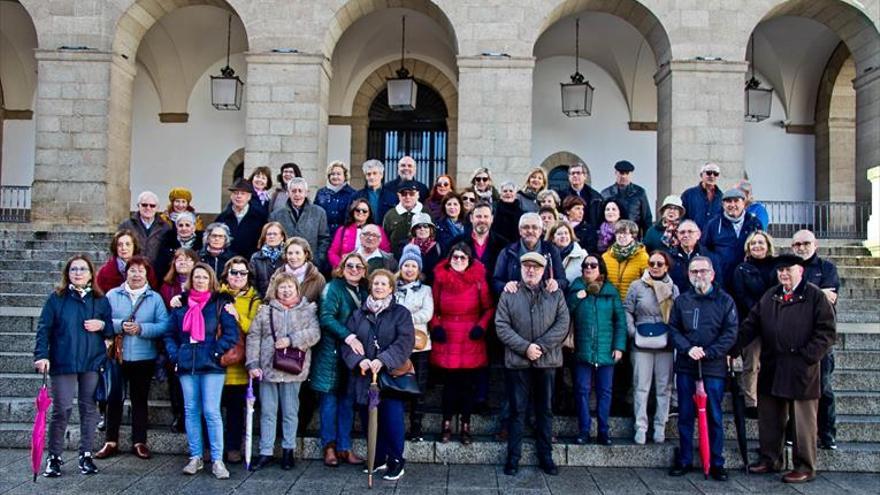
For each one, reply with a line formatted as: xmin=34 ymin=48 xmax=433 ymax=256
xmin=469 ymin=326 xmax=485 ymax=340
xmin=431 ymin=327 xmax=447 ymax=343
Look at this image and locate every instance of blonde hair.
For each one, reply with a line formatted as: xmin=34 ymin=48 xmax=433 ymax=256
xmin=744 ymin=230 xmax=777 ymax=257
xmin=267 ymin=272 xmax=301 ymax=301
xmin=326 ymin=160 xmax=349 ymax=181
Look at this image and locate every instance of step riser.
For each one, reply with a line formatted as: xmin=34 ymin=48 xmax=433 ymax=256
xmin=835 ymin=351 xmax=880 ymax=370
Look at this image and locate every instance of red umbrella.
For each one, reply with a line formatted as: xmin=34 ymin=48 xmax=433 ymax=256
xmin=31 ymin=371 xmax=52 ymax=482
xmin=694 ymin=361 xmax=710 ymax=480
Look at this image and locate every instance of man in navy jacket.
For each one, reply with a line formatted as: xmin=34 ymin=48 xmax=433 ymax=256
xmin=215 ymin=179 xmax=268 ymax=259
xmin=700 ymin=188 xmax=761 ymax=289
xmin=681 ymin=162 xmax=723 ymax=231
xmin=493 ymin=213 xmax=568 ymax=296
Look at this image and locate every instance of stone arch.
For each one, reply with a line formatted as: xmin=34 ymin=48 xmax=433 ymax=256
xmin=539 ymin=151 xmax=592 ymax=185
xmin=323 ymin=0 xmax=458 ymax=59
xmin=219 ymin=147 xmax=244 ymax=209
xmin=0 ymin=0 xmax=38 ymax=184
xmin=347 ymin=59 xmax=458 ymax=185
xmin=815 ymin=42 xmax=856 ymax=201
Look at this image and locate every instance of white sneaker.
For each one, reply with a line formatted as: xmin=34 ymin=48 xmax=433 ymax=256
xmin=633 ymin=430 xmax=646 ymax=445
xmin=212 ymin=460 xmax=230 ymax=479
xmin=182 ymin=457 xmax=203 ymax=475
xmin=653 ymin=432 xmax=666 ymax=444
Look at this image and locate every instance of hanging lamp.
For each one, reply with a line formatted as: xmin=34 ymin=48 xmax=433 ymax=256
xmin=211 ymin=14 xmax=244 ymax=111
xmin=561 ymin=18 xmax=594 ymax=117
xmin=387 ymin=16 xmax=417 ymax=111
xmin=744 ymin=34 xmax=771 ymax=122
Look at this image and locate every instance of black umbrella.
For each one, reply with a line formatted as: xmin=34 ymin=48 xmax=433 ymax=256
xmin=728 ymin=361 xmax=750 ymax=472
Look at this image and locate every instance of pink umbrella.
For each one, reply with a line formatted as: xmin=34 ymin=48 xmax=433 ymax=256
xmin=31 ymin=371 xmax=52 ymax=482
xmin=694 ymin=361 xmax=710 ymax=480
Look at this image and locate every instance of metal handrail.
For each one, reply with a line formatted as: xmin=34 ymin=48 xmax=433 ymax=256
xmin=764 ymin=200 xmax=871 ymax=240
xmin=0 ymin=185 xmax=31 ymax=223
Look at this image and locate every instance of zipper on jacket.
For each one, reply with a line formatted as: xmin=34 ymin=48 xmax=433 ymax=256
xmin=692 ymin=307 xmax=700 ymax=332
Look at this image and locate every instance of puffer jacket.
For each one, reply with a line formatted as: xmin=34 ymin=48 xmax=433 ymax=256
xmin=668 ymin=284 xmax=738 ymax=378
xmin=602 ymin=244 xmax=649 ymax=302
xmin=250 ymin=248 xmax=284 ymax=298
xmin=310 ymin=279 xmax=368 ymax=393
xmin=315 ymin=184 xmax=357 ymax=239
xmin=246 ymin=298 xmax=320 ymax=383
xmin=34 ymin=289 xmax=114 ymax=375
xmin=164 ymin=292 xmax=239 ymax=375
xmin=220 ymin=285 xmax=261 ymax=385
xmin=106 ymin=285 xmax=171 ymax=361
xmin=495 ymin=282 xmax=570 ymax=369
xmin=623 ymin=275 xmax=680 ymax=351
xmin=567 ymin=278 xmax=627 ymax=366
xmin=430 ymin=260 xmax=494 ymax=369
xmin=394 ymin=280 xmax=434 ymax=352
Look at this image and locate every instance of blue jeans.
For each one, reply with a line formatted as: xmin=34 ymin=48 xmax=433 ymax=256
xmin=676 ymin=373 xmax=725 ymax=468
xmin=319 ymin=391 xmax=354 ymax=451
xmin=573 ymin=363 xmax=614 ymax=437
xmin=359 ymin=397 xmax=405 ymax=464
xmin=179 ymin=373 xmax=226 ymax=460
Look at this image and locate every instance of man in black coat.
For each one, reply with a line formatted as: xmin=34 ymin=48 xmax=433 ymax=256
xmin=601 ymin=160 xmax=653 ymax=235
xmin=215 ymin=178 xmax=268 ymax=259
xmin=447 ymin=201 xmax=506 ymax=291
xmin=379 ymin=156 xmax=429 ymax=210
xmin=493 ymin=212 xmax=568 ymax=296
xmin=554 ymin=162 xmax=604 ymax=227
xmin=668 ymin=220 xmax=719 ymax=294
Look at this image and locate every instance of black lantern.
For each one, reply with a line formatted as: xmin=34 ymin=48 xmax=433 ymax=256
xmin=744 ymin=34 xmax=771 ymax=122
xmin=387 ymin=16 xmax=417 ymax=111
xmin=561 ymin=18 xmax=594 ymax=117
xmin=211 ymin=14 xmax=244 ymax=111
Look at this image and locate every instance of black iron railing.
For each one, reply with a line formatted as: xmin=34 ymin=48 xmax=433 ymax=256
xmin=765 ymin=200 xmax=871 ymax=239
xmin=0 ymin=185 xmax=31 ymax=223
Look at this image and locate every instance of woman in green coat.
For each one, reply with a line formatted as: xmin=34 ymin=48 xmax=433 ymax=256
xmin=312 ymin=252 xmax=368 ymax=467
xmin=567 ymin=254 xmax=627 ymax=446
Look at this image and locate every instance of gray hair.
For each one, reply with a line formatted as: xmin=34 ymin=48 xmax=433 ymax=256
xmin=689 ymin=256 xmax=715 ymax=271
xmin=536 ymin=189 xmax=560 ymax=205
xmin=518 ymin=212 xmax=542 ymax=230
xmin=677 ymin=219 xmax=700 ymax=232
xmin=287 ymin=177 xmax=309 ymax=192
xmin=174 ymin=211 xmax=196 ymax=225
xmin=362 ymin=159 xmax=384 ymax=175
xmin=203 ymin=222 xmax=233 ymax=248
xmin=137 ymin=191 xmax=159 ymax=204
xmin=499 ymin=180 xmax=516 ymax=191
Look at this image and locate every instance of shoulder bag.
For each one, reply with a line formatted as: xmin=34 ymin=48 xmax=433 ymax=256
xmin=634 ymin=322 xmax=670 ymax=350
xmin=217 ymin=301 xmax=246 ymax=367
xmin=269 ymin=307 xmax=306 ymax=374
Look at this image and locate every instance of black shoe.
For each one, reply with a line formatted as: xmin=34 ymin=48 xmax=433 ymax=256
xmin=281 ymin=449 xmax=295 ymax=470
xmin=503 ymin=461 xmax=519 ymax=476
xmin=170 ymin=416 xmax=185 ymax=434
xmin=668 ymin=406 xmax=679 ymax=416
xmin=710 ymin=466 xmax=729 ymax=481
xmin=78 ymin=453 xmax=98 ymax=475
xmin=249 ymin=455 xmax=274 ymax=471
xmin=382 ymin=459 xmax=405 ymax=481
xmin=819 ymin=439 xmax=837 ymax=450
xmin=474 ymin=401 xmax=491 ymax=416
xmin=43 ymin=455 xmax=63 ymax=478
xmin=574 ymin=433 xmax=591 ymax=445
xmin=539 ymin=460 xmax=558 ymax=476
xmin=96 ymin=416 xmax=106 ymax=432
xmin=668 ymin=464 xmax=690 ymax=476
xmin=745 ymin=407 xmax=759 ymax=419
xmin=596 ymin=434 xmax=612 ymax=446
xmin=407 ymin=420 xmax=424 ymax=442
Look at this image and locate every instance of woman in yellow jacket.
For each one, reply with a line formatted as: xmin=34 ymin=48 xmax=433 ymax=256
xmin=219 ymin=256 xmax=262 ymax=464
xmin=602 ymin=219 xmax=649 ymax=302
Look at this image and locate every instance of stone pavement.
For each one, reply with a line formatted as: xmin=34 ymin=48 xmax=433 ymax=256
xmin=0 ymin=450 xmax=877 ymax=495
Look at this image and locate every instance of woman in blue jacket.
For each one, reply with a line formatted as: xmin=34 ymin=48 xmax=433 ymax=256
xmin=96 ymin=255 xmax=170 ymax=461
xmin=314 ymin=161 xmax=357 ymax=242
xmin=34 ymin=254 xmax=114 ymax=478
xmin=164 ymin=262 xmax=239 ymax=479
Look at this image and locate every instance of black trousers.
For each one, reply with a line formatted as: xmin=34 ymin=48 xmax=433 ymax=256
xmin=221 ymin=384 xmax=246 ymax=453
xmin=506 ymin=368 xmax=555 ymax=465
xmin=409 ymin=351 xmax=430 ymax=423
xmin=105 ymin=359 xmax=155 ymax=444
xmin=818 ymin=351 xmax=836 ymax=443
xmin=442 ymin=368 xmax=480 ymax=423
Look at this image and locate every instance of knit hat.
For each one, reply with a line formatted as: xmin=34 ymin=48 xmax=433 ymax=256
xmin=168 ymin=187 xmax=193 ymax=203
xmin=399 ymin=244 xmax=423 ymax=271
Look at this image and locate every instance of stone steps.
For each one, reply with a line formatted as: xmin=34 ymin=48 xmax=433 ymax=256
xmin=824 ymin=255 xmax=880 ymax=267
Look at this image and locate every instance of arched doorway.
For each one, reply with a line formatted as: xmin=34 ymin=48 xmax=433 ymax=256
xmin=367 ymin=82 xmax=448 ymax=186
xmin=539 ymin=151 xmax=591 ymax=192
xmin=0 ymin=0 xmax=38 ymax=187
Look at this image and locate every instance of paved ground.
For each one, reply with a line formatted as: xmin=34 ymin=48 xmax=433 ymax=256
xmin=0 ymin=449 xmax=877 ymax=494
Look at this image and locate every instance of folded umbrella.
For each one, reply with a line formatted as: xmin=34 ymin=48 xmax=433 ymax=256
xmin=366 ymin=370 xmax=380 ymax=489
xmin=244 ymin=377 xmax=256 ymax=471
xmin=727 ymin=361 xmax=750 ymax=472
xmin=694 ymin=361 xmax=710 ymax=480
xmin=31 ymin=370 xmax=52 ymax=482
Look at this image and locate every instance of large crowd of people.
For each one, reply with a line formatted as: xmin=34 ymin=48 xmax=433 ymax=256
xmin=33 ymin=156 xmax=838 ymax=484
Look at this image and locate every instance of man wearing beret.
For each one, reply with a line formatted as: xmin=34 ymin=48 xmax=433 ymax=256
xmin=601 ymin=160 xmax=653 ymax=235
xmin=736 ymin=254 xmax=836 ymax=483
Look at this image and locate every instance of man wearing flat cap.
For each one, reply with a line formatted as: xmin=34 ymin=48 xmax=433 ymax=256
xmin=382 ymin=180 xmax=424 ymax=258
xmin=495 ymin=252 xmax=570 ymax=477
xmin=736 ymin=254 xmax=836 ymax=484
xmin=216 ymin=178 xmax=268 ymax=259
xmin=700 ymin=188 xmax=762 ymax=289
xmin=601 ymin=160 xmax=653 ymax=234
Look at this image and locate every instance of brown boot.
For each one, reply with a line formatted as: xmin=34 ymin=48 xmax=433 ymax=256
xmin=336 ymin=450 xmax=364 ymax=465
xmin=460 ymin=421 xmax=472 ymax=446
xmin=440 ymin=420 xmax=452 ymax=443
xmin=323 ymin=445 xmax=339 ymax=467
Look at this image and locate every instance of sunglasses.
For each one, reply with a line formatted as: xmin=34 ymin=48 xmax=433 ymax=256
xmin=399 ymin=190 xmax=417 ymax=196
xmin=229 ymin=269 xmax=249 ymax=277
xmin=361 ymin=232 xmax=380 ymax=238
xmin=473 ymin=176 xmax=490 ymax=182
xmin=703 ymin=171 xmax=720 ymax=177
xmin=462 ymin=197 xmax=475 ymax=202
xmin=689 ymin=268 xmax=712 ymax=275
xmin=140 ymin=203 xmax=157 ymax=208
xmin=451 ymin=254 xmax=469 ymax=261
xmin=582 ymin=262 xmax=599 ymax=270
xmin=649 ymin=261 xmax=666 ymax=268
xmin=344 ymin=262 xmax=365 ymax=270
xmin=791 ymin=241 xmax=812 ymax=248
xmin=353 ymin=208 xmax=370 ymax=214
xmin=437 ymin=181 xmax=450 ymax=187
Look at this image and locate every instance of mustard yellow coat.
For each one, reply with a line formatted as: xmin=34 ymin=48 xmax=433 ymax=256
xmin=602 ymin=245 xmax=650 ymax=302
xmin=220 ymin=285 xmax=262 ymax=385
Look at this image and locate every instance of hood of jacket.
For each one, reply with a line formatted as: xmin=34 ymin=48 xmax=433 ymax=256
xmin=433 ymin=258 xmax=487 ymax=288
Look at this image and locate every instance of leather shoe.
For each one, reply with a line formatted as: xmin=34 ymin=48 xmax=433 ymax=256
xmin=336 ymin=450 xmax=364 ymax=465
xmin=132 ymin=443 xmax=152 ymax=460
xmin=783 ymin=471 xmax=815 ymax=483
xmin=94 ymin=442 xmax=119 ymax=459
xmin=281 ymin=449 xmax=295 ymax=470
xmin=748 ymin=462 xmax=778 ymax=474
xmin=503 ymin=461 xmax=519 ymax=476
xmin=596 ymin=434 xmax=612 ymax=446
xmin=170 ymin=416 xmax=185 ymax=434
xmin=323 ymin=446 xmax=339 ymax=467
xmin=668 ymin=464 xmax=690 ymax=476
xmin=709 ymin=466 xmax=728 ymax=481
xmin=574 ymin=434 xmax=591 ymax=445
xmin=225 ymin=450 xmax=242 ymax=464
xmin=249 ymin=455 xmax=274 ymax=471
xmin=539 ymin=460 xmax=558 ymax=476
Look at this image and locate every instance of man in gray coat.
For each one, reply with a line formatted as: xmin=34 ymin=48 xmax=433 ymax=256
xmin=269 ymin=177 xmax=330 ymax=269
xmin=495 ymin=252 xmax=570 ymax=477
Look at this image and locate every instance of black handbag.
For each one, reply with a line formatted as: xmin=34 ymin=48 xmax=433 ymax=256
xmin=270 ymin=307 xmax=305 ymax=375
xmin=378 ymin=359 xmax=421 ymax=397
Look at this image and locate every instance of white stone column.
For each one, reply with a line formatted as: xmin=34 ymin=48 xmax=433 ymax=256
xmin=854 ymin=69 xmax=880 ymax=204
xmin=244 ymin=52 xmax=330 ymax=187
xmin=865 ymin=166 xmax=880 ymax=256
xmin=456 ymin=55 xmax=534 ymax=186
xmin=655 ymin=59 xmax=748 ymax=199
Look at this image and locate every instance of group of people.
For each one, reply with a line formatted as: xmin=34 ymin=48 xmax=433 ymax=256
xmin=33 ymin=156 xmax=838 ymax=484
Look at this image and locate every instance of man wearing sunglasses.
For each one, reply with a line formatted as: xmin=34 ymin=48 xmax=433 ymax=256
xmin=681 ymin=162 xmax=724 ymax=231
xmin=383 ymin=181 xmax=424 ymax=258
xmin=118 ymin=190 xmax=171 ymax=270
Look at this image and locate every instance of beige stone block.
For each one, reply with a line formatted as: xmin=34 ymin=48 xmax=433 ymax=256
xmin=82 ymin=116 xmax=108 ymax=133
xmin=73 ymin=132 xmax=106 ymax=150
xmin=249 ymin=135 xmax=282 ymax=152
xmin=270 ymin=120 xmax=295 ymax=135
xmin=36 ymin=132 xmax=72 ymax=149
xmin=248 ymin=85 xmax=271 ymax=102
xmin=37 ymin=99 xmax=74 ymax=116
xmin=271 ymin=86 xmax=297 ymax=102
xmin=246 ymin=118 xmax=270 ymax=135
xmin=60 ymin=117 xmax=84 ymax=133
xmin=73 ymin=99 xmax=108 ymax=116
xmin=37 ymin=117 xmax=62 ymax=133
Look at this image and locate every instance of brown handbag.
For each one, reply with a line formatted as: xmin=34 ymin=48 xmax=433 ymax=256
xmin=269 ymin=307 xmax=305 ymax=374
xmin=107 ymin=294 xmax=148 ymax=363
xmin=216 ymin=303 xmax=246 ymax=367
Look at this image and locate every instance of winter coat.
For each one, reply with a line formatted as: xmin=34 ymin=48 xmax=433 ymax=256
xmin=517 ymin=190 xmax=540 ymax=213
xmin=642 ymin=222 xmax=673 ymax=254
xmin=200 ymin=248 xmax=234 ymax=276
xmin=220 ymin=285 xmax=261 ymax=385
xmin=249 ymin=192 xmax=271 ymax=216
xmin=382 ymin=203 xmax=424 ymax=258
xmin=327 ymin=223 xmax=391 ymax=269
xmin=623 ymin=276 xmax=680 ymax=351
xmin=802 ymin=254 xmax=840 ymax=292
xmin=269 ymin=199 xmax=331 ymax=269
xmin=559 ymin=242 xmax=589 ymax=284
xmin=106 ymin=285 xmax=171 ymax=362
xmin=447 ymin=229 xmax=507 ymax=292
xmin=249 ymin=249 xmax=284 ymax=298
xmin=315 ymin=184 xmax=358 ymax=240
xmin=95 ymin=256 xmax=158 ymax=294
xmin=747 ymin=202 xmax=770 ymax=231
xmin=700 ymin=212 xmax=762 ymax=288
xmin=668 ymin=245 xmax=719 ymax=295
xmin=668 ymin=285 xmax=738 ymax=379
xmin=567 ymin=278 xmax=627 ymax=366
xmin=424 ymin=194 xmax=445 ymax=222
xmin=436 ymin=217 xmax=467 ymax=254
xmin=602 ymin=244 xmax=649 ymax=302
xmin=363 ymin=250 xmax=398 ymax=275
xmin=492 ymin=200 xmax=523 ymax=246
xmin=118 ymin=214 xmax=172 ymax=269
xmin=154 ymin=230 xmax=203 ymax=281
xmin=571 ymin=221 xmax=599 ymax=254
xmin=381 ymin=177 xmax=429 ymax=208
xmin=394 ymin=280 xmax=434 ymax=352
xmin=681 ymin=183 xmax=723 ymax=232
xmin=493 ymin=240 xmax=569 ymax=295
xmin=737 ymin=280 xmax=836 ymax=400
xmin=34 ymin=289 xmax=114 ymax=375
xmin=164 ymin=292 xmax=239 ymax=375
xmin=269 ymin=187 xmax=289 ymax=215
xmin=601 ymin=183 xmax=653 ymax=235
xmin=409 ymin=242 xmax=442 ymax=286
xmin=430 ymin=260 xmax=494 ymax=369
xmin=341 ymin=302 xmax=415 ymax=404
xmin=556 ymin=184 xmax=605 ymax=227
xmin=353 ymin=186 xmax=396 ymax=225
xmin=272 ymin=262 xmax=326 ymax=306
xmin=160 ymin=281 xmax=185 ymax=309
xmin=731 ymin=257 xmax=777 ymax=320
xmin=311 ymin=279 xmax=368 ymax=393
xmin=246 ymin=298 xmax=320 ymax=383
xmin=215 ymin=203 xmax=268 ymax=259
xmin=495 ymin=282 xmax=570 ymax=369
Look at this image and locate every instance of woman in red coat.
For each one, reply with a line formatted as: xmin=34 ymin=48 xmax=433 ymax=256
xmin=96 ymin=229 xmax=158 ymax=293
xmin=430 ymin=242 xmax=494 ymax=445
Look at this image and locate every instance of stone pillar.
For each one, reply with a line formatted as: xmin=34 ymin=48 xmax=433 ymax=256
xmin=244 ymin=52 xmax=330 ymax=188
xmin=655 ymin=59 xmax=748 ymax=199
xmin=865 ymin=166 xmax=880 ymax=257
xmin=456 ymin=55 xmax=534 ymax=186
xmin=31 ymin=49 xmax=131 ymax=228
xmin=854 ymin=69 xmax=880 ymax=204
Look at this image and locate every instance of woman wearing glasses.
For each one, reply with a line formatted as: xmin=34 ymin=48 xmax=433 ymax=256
xmin=312 ymin=252 xmax=370 ymax=467
xmin=327 ymin=199 xmax=391 ymax=269
xmin=200 ymin=223 xmax=235 ymax=275
xmin=425 ymin=174 xmax=455 ymax=221
xmin=468 ymin=167 xmax=499 ymax=204
xmin=460 ymin=191 xmax=478 ymax=218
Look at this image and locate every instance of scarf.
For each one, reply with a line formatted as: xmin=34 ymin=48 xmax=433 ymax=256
xmin=585 ymin=278 xmax=604 ymax=295
xmin=182 ymin=289 xmax=211 ymax=342
xmin=396 ymin=279 xmax=422 ymax=299
xmin=206 ymin=245 xmax=224 ymax=257
xmin=169 ymin=210 xmax=183 ymax=224
xmin=365 ymin=295 xmax=392 ymax=315
xmin=611 ymin=241 xmax=641 ymax=262
xmin=723 ymin=212 xmax=745 ymax=237
xmin=325 ymin=182 xmax=346 ymax=193
xmin=412 ymin=237 xmax=436 ymax=255
xmin=286 ymin=263 xmax=309 ymax=283
xmin=660 ymin=219 xmax=680 ymax=249
xmin=475 ymin=188 xmax=493 ymax=201
xmin=123 ymin=282 xmax=148 ymax=305
xmin=256 ymin=189 xmax=270 ymax=203
xmin=598 ymin=222 xmax=616 ymax=251
xmin=559 ymin=243 xmax=574 ymax=260
xmin=178 ymin=233 xmax=196 ymax=249
xmin=68 ymin=284 xmax=92 ymax=298
xmin=261 ymin=244 xmax=283 ymax=263
xmin=115 ymin=257 xmax=127 ymax=276
xmin=641 ymin=270 xmax=674 ymax=323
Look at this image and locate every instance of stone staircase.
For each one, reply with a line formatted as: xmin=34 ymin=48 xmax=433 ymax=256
xmin=0 ymin=227 xmax=878 ymax=471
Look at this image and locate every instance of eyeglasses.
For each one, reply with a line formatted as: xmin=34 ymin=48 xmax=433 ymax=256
xmin=568 ymin=170 xmax=584 ymax=176
xmin=209 ymin=233 xmax=226 ymax=239
xmin=229 ymin=269 xmax=249 ymax=277
xmin=451 ymin=254 xmax=469 ymax=261
xmin=689 ymin=269 xmax=712 ymax=275
xmin=437 ymin=181 xmax=450 ymax=187
xmin=69 ymin=266 xmax=90 ymax=273
xmin=344 ymin=262 xmax=365 ymax=271
xmin=414 ymin=224 xmax=431 ymax=230
xmin=140 ymin=203 xmax=157 ymax=208
xmin=677 ymin=229 xmax=697 ymax=234
xmin=462 ymin=197 xmax=475 ymax=203
xmin=353 ymin=208 xmax=370 ymax=215
xmin=399 ymin=190 xmax=417 ymax=196
xmin=361 ymin=232 xmax=380 ymax=238
xmin=703 ymin=171 xmax=720 ymax=177
xmin=649 ymin=261 xmax=666 ymax=268
xmin=522 ymin=263 xmax=543 ymax=271
xmin=791 ymin=241 xmax=812 ymax=248
xmin=521 ymin=225 xmax=542 ymax=231
xmin=473 ymin=176 xmax=489 ymax=183
xmin=582 ymin=262 xmax=599 ymax=270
